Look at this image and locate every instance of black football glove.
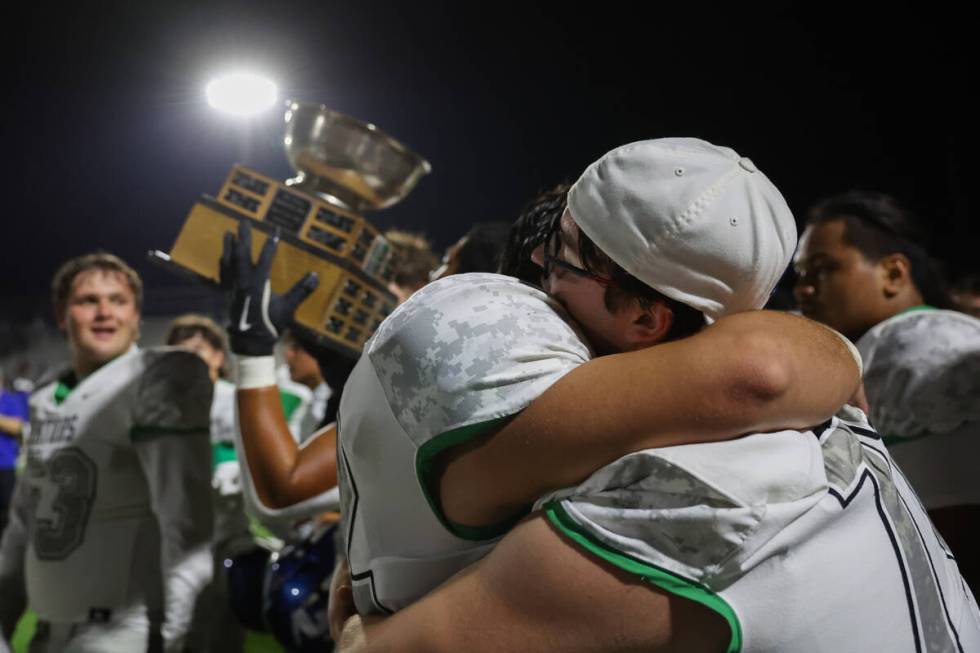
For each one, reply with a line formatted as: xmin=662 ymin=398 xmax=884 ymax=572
xmin=220 ymin=220 xmax=319 ymax=356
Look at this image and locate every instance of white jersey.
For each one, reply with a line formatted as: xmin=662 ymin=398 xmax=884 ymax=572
xmin=337 ymin=273 xmax=592 ymax=614
xmin=0 ymin=347 xmax=214 ymax=648
xmin=300 ymin=382 xmax=331 ymax=443
xmin=207 ymin=379 xmax=252 ymax=548
xmin=275 ymin=368 xmax=319 ymax=443
xmin=857 ymin=308 xmax=980 ymax=509
xmin=210 ymin=376 xmax=312 ymax=497
xmin=219 ymin=372 xmax=340 ymax=539
xmin=535 ymin=406 xmax=980 ymax=653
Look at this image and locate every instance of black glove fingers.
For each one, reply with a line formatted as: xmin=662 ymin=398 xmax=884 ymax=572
xmin=282 ymin=271 xmax=320 ymax=311
xmin=236 ymin=220 xmax=254 ymax=282
xmin=256 ymin=229 xmax=279 ymax=279
xmin=219 ymin=232 xmax=235 ymax=289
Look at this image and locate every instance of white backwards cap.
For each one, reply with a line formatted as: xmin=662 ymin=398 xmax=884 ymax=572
xmin=568 ymin=138 xmax=797 ymax=322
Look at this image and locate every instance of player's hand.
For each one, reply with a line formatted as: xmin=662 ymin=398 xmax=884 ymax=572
xmin=849 ymin=382 xmax=870 ymax=414
xmin=220 ymin=220 xmax=319 ymax=356
xmin=328 ymin=557 xmax=357 ymax=642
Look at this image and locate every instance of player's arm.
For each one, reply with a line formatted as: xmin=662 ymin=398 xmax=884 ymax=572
xmin=134 ymin=351 xmax=216 ymax=652
xmin=336 ymin=515 xmax=728 ymax=653
xmin=0 ymin=416 xmax=24 ymax=442
xmin=0 ymin=480 xmax=29 ymax=644
xmin=236 ymin=386 xmax=337 ymax=508
xmin=438 ymin=310 xmax=862 ymax=527
xmin=219 ymin=220 xmax=337 ymax=510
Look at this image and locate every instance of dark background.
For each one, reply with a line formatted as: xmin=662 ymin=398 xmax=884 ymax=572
xmin=1 ymin=2 xmax=973 ymax=322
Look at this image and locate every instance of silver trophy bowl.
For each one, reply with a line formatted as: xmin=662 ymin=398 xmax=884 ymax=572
xmin=283 ymin=101 xmax=431 ymax=212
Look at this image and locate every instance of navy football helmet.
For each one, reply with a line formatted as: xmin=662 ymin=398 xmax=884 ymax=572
xmin=224 ymin=544 xmax=274 ymax=631
xmin=262 ymin=522 xmax=338 ymax=652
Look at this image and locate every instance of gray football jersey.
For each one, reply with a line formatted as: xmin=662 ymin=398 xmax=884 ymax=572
xmin=338 ymin=273 xmax=592 ymax=614
xmin=857 ymin=308 xmax=980 ymax=509
xmin=23 ymin=347 xmax=212 ymax=622
xmin=535 ymin=407 xmax=980 ymax=652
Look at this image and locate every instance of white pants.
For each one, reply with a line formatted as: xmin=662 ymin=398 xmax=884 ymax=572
xmin=28 ymin=617 xmax=159 ymax=653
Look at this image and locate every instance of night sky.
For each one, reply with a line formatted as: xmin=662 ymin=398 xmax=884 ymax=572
xmin=1 ymin=2 xmax=973 ymax=323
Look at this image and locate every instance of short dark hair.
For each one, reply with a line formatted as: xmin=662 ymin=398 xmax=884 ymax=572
xmin=540 ymin=208 xmax=705 ymax=342
xmin=499 ymin=183 xmax=570 ymax=284
xmin=576 ymin=228 xmax=706 ymax=341
xmin=806 ymin=191 xmax=951 ymax=309
xmin=52 ymin=252 xmax=143 ymax=322
xmin=165 ymin=314 xmax=228 ymax=353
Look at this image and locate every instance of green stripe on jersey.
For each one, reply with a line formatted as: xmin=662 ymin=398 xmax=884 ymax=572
xmin=544 ymin=500 xmax=743 ymax=653
xmin=213 ymin=442 xmax=238 ymax=468
xmin=279 ymin=390 xmax=303 ymax=420
xmin=898 ymin=304 xmax=936 ymax=315
xmin=53 ymin=381 xmax=73 ymax=405
xmin=415 ymin=416 xmax=522 ymax=541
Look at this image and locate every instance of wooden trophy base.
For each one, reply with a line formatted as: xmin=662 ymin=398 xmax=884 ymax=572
xmin=150 ymin=165 xmax=397 ymax=359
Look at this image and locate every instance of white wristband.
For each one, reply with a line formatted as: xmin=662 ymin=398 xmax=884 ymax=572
xmin=236 ymin=355 xmax=278 ymax=389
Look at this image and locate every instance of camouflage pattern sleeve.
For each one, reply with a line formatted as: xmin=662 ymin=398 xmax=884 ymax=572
xmin=364 ymin=273 xmax=593 ymax=448
xmin=858 ymin=310 xmax=980 ymax=437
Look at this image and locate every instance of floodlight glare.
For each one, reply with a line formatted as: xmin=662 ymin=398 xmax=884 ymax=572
xmin=206 ymin=73 xmax=278 ymax=116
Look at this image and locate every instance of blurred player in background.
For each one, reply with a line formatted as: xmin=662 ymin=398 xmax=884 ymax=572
xmin=279 ymin=330 xmax=331 ymax=442
xmin=383 ymin=230 xmax=439 ymax=305
xmin=165 ymin=315 xmax=249 ymax=653
xmin=796 ymin=190 xmax=980 ymax=590
xmin=0 ymin=254 xmax=214 ymax=653
xmin=428 ymin=221 xmax=510 ymax=281
xmin=167 ymin=315 xmax=329 ymax=652
xmin=0 ymin=369 xmax=29 ymax=539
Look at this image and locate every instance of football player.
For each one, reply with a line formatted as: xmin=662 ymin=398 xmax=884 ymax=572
xmin=166 ymin=314 xmax=325 ymax=652
xmin=216 ymin=157 xmax=861 ymax=617
xmin=795 ymin=190 xmax=980 ymax=592
xmin=332 ymin=140 xmax=980 ymax=651
xmin=0 ymin=253 xmax=214 ymax=652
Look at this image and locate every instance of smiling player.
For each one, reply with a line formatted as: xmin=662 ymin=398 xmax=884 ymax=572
xmin=0 ymin=253 xmax=214 ymax=653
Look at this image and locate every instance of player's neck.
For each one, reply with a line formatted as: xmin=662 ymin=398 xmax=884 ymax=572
xmin=71 ymin=346 xmax=135 ymax=381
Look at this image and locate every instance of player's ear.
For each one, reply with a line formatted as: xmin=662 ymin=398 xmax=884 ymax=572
xmin=878 ymin=253 xmax=913 ymax=299
xmin=626 ymin=300 xmax=673 ymax=350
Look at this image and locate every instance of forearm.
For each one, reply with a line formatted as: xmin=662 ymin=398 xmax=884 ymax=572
xmin=237 ymin=385 xmax=338 ymax=508
xmin=337 ymin=516 xmax=724 ymax=653
xmin=439 ymin=310 xmax=861 ymax=526
xmin=0 ymin=417 xmax=23 ymax=440
xmin=237 ymin=385 xmax=301 ymax=505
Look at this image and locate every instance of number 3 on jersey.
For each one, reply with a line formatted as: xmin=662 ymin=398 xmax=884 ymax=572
xmin=29 ymin=447 xmax=98 ymax=561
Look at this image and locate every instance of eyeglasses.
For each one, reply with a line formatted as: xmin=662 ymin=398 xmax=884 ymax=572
xmin=542 ymin=250 xmax=616 ymax=288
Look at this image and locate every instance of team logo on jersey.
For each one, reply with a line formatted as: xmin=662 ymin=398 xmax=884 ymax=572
xmin=29 ymin=414 xmax=78 ymax=447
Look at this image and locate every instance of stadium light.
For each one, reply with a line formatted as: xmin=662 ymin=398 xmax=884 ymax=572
xmin=206 ymin=72 xmax=278 ymax=116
